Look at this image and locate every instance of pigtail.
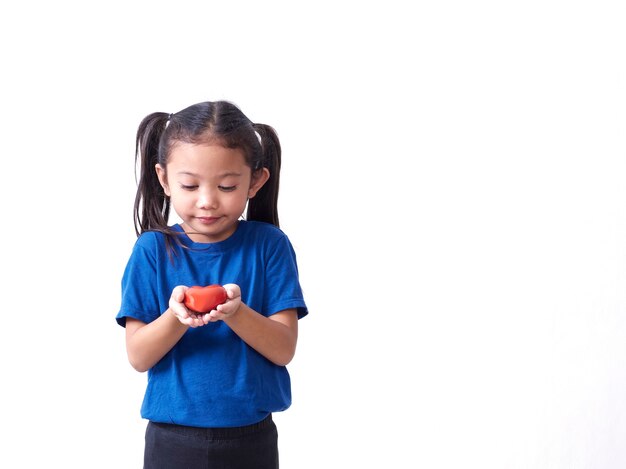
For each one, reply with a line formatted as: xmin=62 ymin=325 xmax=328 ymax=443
xmin=133 ymin=112 xmax=171 ymax=237
xmin=248 ymin=123 xmax=281 ymax=227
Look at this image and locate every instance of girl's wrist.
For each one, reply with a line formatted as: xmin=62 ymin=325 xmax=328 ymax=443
xmin=167 ymin=308 xmax=189 ymax=329
xmin=224 ymin=301 xmax=244 ymax=323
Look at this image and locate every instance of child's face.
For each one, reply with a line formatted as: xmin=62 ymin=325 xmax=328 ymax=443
xmin=156 ymin=142 xmax=269 ymax=243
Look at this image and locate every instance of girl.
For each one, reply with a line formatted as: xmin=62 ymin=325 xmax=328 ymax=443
xmin=116 ymin=100 xmax=308 ymax=469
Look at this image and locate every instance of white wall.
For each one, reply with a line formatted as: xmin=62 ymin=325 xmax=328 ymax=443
xmin=1 ymin=1 xmax=625 ymax=468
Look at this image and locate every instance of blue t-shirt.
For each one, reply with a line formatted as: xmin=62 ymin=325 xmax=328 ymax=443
xmin=116 ymin=221 xmax=308 ymax=427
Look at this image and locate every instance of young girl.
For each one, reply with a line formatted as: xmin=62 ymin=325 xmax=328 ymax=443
xmin=116 ymin=100 xmax=308 ymax=469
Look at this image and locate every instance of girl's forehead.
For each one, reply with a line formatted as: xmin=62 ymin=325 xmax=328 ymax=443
xmin=167 ymin=143 xmax=249 ymax=171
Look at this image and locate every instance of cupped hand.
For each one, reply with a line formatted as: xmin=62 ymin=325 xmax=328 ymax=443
xmin=204 ymin=283 xmax=242 ymax=322
xmin=169 ymin=285 xmax=208 ymax=328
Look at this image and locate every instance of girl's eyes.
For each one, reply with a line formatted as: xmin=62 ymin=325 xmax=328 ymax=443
xmin=178 ymin=184 xmax=237 ymax=192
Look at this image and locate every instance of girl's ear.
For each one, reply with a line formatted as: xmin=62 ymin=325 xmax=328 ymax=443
xmin=155 ymin=164 xmax=171 ymax=196
xmin=248 ymin=168 xmax=270 ymax=199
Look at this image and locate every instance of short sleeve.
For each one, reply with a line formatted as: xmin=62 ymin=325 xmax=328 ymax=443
xmin=116 ymin=233 xmax=163 ymax=327
xmin=263 ymin=232 xmax=308 ymax=319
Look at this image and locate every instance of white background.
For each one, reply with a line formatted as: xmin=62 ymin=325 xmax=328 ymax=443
xmin=1 ymin=1 xmax=625 ymax=468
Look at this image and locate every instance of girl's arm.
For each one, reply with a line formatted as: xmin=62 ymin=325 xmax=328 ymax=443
xmin=205 ymin=284 xmax=299 ymax=366
xmin=124 ymin=286 xmax=205 ymax=372
xmin=125 ymin=314 xmax=187 ymax=372
xmin=224 ymin=306 xmax=298 ymax=367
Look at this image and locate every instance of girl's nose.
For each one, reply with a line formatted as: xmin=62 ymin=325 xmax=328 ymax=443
xmin=196 ymin=189 xmax=217 ymax=209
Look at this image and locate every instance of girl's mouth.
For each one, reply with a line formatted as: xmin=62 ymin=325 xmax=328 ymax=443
xmin=196 ymin=216 xmax=220 ymax=224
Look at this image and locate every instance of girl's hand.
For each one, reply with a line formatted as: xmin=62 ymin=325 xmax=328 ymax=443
xmin=205 ymin=283 xmax=242 ymax=322
xmin=169 ymin=285 xmax=207 ymax=328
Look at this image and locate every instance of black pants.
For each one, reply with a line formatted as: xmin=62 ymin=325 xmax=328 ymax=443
xmin=144 ymin=414 xmax=278 ymax=469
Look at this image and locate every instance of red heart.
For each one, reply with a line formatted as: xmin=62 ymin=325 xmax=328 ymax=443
xmin=184 ymin=285 xmax=228 ymax=313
